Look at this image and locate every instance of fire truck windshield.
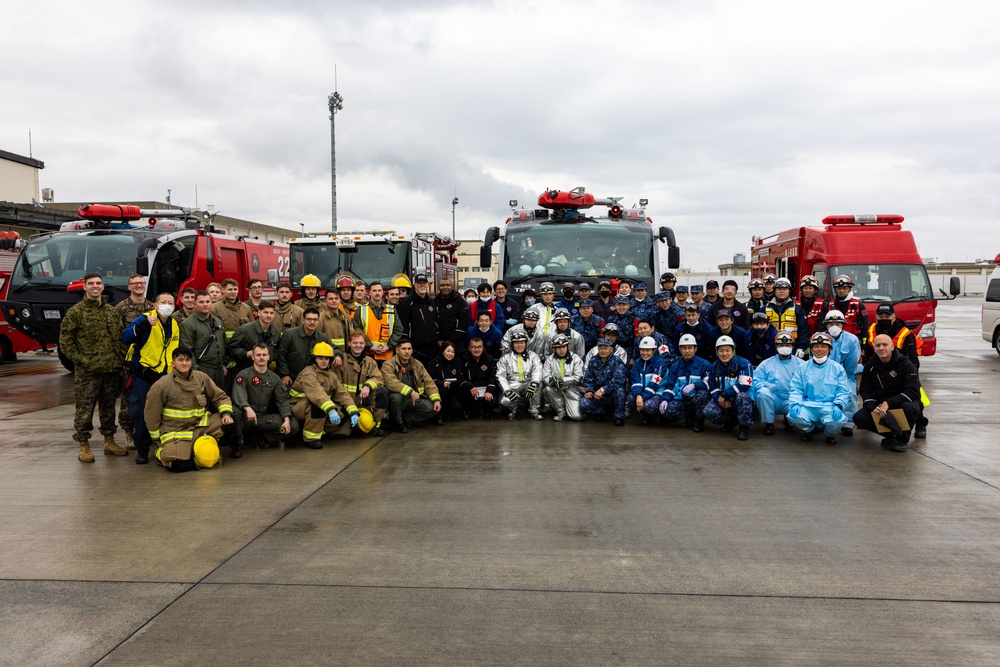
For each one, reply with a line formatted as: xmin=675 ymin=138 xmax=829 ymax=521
xmin=831 ymin=264 xmax=933 ymax=302
xmin=293 ymin=241 xmax=409 ymax=286
xmin=503 ymin=222 xmax=653 ymax=281
xmin=9 ymin=233 xmax=142 ymax=290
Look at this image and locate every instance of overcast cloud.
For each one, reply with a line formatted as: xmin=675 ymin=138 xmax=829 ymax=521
xmin=3 ymin=0 xmax=998 ymax=268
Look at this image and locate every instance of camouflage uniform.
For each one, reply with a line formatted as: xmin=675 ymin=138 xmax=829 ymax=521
xmin=60 ymin=298 xmax=125 ymax=443
xmin=579 ymin=353 xmax=629 ymax=420
xmin=115 ymin=297 xmax=154 ymax=434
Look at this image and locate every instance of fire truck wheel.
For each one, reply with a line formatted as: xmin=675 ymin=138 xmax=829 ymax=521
xmin=58 ymin=349 xmax=75 ymax=373
xmin=0 ymin=336 xmax=13 ymax=363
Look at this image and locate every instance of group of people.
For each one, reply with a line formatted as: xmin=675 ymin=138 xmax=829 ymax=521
xmin=60 ymin=268 xmax=930 ymax=472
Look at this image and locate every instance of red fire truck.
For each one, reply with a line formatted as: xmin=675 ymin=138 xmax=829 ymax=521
xmin=0 ymin=232 xmax=42 ymax=362
xmin=750 ymin=214 xmax=958 ymax=356
xmin=0 ymin=205 xmax=289 ymax=370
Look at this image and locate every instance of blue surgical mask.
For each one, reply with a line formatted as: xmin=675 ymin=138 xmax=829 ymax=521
xmin=524 ymin=298 xmax=535 ymax=306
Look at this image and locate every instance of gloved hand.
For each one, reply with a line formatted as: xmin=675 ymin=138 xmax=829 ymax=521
xmin=525 ymin=382 xmax=538 ymax=397
xmin=831 ymin=406 xmax=844 ymax=422
xmin=552 ymin=378 xmax=564 ymax=391
xmin=328 ymin=411 xmax=341 ymax=426
xmin=350 ymin=413 xmax=360 ymax=428
xmin=505 ymin=390 xmax=519 ymax=402
xmin=795 ymin=349 xmax=807 ymax=359
xmin=682 ymin=383 xmax=695 ymax=397
xmin=507 ymin=319 xmax=518 ymax=326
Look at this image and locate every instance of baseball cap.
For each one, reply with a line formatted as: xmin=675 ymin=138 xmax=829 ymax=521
xmin=706 ymin=280 xmax=719 ymax=289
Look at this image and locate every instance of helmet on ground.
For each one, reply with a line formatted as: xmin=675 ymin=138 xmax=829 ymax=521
xmin=392 ymin=274 xmax=413 ymax=289
xmin=810 ymin=331 xmax=833 ymax=347
xmin=510 ymin=330 xmax=529 ymax=343
xmin=823 ymin=309 xmax=846 ymax=325
xmin=552 ymin=333 xmax=571 ymax=347
xmin=603 ymin=322 xmax=619 ymax=333
xmin=748 ymin=278 xmax=764 ymax=289
xmin=553 ymin=308 xmax=571 ymax=321
xmin=336 ymin=275 xmax=355 ymax=289
xmin=193 ymin=436 xmax=221 ymax=469
xmin=774 ymin=277 xmax=792 ymax=289
xmin=774 ymin=331 xmax=796 ymax=345
xmin=638 ymin=336 xmax=657 ymax=350
xmin=833 ymin=274 xmax=853 ymax=288
xmin=800 ymin=275 xmax=819 ymax=288
xmin=311 ymin=341 xmax=335 ymax=358
xmin=301 ymin=274 xmax=321 ymax=288
xmin=539 ymin=282 xmax=556 ymax=294
xmin=678 ymin=334 xmax=697 ymax=347
xmin=357 ymin=408 xmax=375 ymax=433
xmin=715 ymin=335 xmax=735 ymax=349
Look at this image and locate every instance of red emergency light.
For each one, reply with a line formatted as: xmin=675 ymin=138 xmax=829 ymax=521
xmin=822 ymin=214 xmax=904 ymax=225
xmin=78 ymin=204 xmax=143 ymax=221
xmin=538 ymin=189 xmax=596 ymax=210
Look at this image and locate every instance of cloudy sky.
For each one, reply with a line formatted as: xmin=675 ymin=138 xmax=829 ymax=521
xmin=3 ymin=0 xmax=998 ymax=268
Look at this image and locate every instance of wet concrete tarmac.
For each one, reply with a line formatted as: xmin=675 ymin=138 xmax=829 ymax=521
xmin=1 ymin=297 xmax=998 ymax=665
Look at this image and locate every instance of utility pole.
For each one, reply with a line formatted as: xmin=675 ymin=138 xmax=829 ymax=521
xmin=451 ymin=196 xmax=459 ymax=240
xmin=328 ymin=90 xmax=344 ymax=233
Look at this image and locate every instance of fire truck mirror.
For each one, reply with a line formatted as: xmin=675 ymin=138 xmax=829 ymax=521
xmin=479 ymin=246 xmax=493 ymax=269
xmin=136 ymin=256 xmax=150 ymax=276
xmin=949 ymin=276 xmax=961 ymax=296
xmin=658 ymin=226 xmax=676 ymax=247
xmin=667 ymin=246 xmax=680 ymax=270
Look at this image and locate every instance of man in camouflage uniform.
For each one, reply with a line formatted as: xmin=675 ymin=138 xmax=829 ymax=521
xmin=579 ymin=337 xmax=629 ymax=425
xmin=180 ymin=291 xmax=227 ymax=388
xmin=231 ymin=343 xmax=297 ymax=457
xmin=172 ymin=287 xmax=198 ymax=324
xmin=59 ymin=273 xmax=128 ymax=462
xmin=115 ymin=273 xmax=154 ymax=450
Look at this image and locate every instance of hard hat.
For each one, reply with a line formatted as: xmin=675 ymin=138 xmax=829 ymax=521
xmin=336 ymin=275 xmax=355 ymax=289
xmin=764 ymin=273 xmax=777 ymax=282
xmin=715 ymin=335 xmax=735 ymax=349
xmin=301 ymin=274 xmax=321 ymax=288
xmin=552 ymin=333 xmax=571 ymax=347
xmin=532 ymin=265 xmax=546 ymax=275
xmin=539 ymin=282 xmax=556 ymax=294
xmin=800 ymin=275 xmax=819 ymax=288
xmin=510 ymin=330 xmax=529 ymax=343
xmin=774 ymin=277 xmax=792 ymax=289
xmin=311 ymin=341 xmax=335 ymax=358
xmin=751 ymin=311 xmax=770 ymax=324
xmin=392 ymin=274 xmax=413 ymax=289
xmin=810 ymin=331 xmax=833 ymax=347
xmin=823 ymin=309 xmax=846 ymax=325
xmin=193 ymin=435 xmax=221 ymax=469
xmin=660 ymin=272 xmax=675 ymax=282
xmin=357 ymin=408 xmax=375 ymax=433
xmin=774 ymin=331 xmax=796 ymax=345
xmin=833 ymin=274 xmax=854 ymax=288
xmin=603 ymin=322 xmax=619 ymax=333
xmin=678 ymin=334 xmax=697 ymax=347
xmin=638 ymin=336 xmax=657 ymax=350
xmin=748 ymin=278 xmax=765 ymax=289
xmin=522 ymin=305 xmax=540 ymax=320
xmin=624 ymin=265 xmax=639 ymax=276
xmin=553 ymin=308 xmax=571 ymax=321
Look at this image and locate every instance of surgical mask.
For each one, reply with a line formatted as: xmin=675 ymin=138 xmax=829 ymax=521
xmin=776 ymin=346 xmax=794 ymax=357
xmin=466 ymin=298 xmax=476 ymax=305
xmin=827 ymin=325 xmax=843 ymax=337
xmin=523 ymin=298 xmax=535 ymax=306
xmin=812 ymin=355 xmax=829 ymax=365
xmin=157 ymin=304 xmax=174 ymax=318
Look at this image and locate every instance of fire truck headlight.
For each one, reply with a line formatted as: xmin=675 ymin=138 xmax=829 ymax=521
xmin=21 ymin=308 xmax=30 ymax=319
xmin=917 ymin=323 xmax=935 ymax=338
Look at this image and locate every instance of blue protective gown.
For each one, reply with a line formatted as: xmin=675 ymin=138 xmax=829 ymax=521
xmin=750 ymin=353 xmax=805 ymax=424
xmin=787 ymin=357 xmax=854 ymax=437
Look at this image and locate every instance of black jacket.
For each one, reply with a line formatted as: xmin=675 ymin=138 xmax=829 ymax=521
xmin=459 ymin=350 xmax=498 ymax=396
xmin=435 ymin=291 xmax=471 ymax=348
xmin=859 ymin=349 xmax=921 ymax=411
xmin=400 ymin=292 xmax=439 ymax=349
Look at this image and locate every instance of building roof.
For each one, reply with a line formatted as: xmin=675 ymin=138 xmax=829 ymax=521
xmin=0 ymin=149 xmax=44 ymax=170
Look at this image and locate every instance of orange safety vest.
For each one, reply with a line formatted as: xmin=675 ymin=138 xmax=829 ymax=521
xmin=867 ymin=323 xmax=924 ymax=354
xmin=360 ymin=304 xmax=395 ymax=361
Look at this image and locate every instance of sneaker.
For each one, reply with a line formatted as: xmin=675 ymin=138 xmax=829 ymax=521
xmin=840 ymin=426 xmax=854 ymax=437
xmin=891 ymin=439 xmax=909 ymax=453
xmin=763 ymin=423 xmax=775 ymax=436
xmin=914 ymin=425 xmax=927 ymax=439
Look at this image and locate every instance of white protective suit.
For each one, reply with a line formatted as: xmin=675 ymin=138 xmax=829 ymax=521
xmin=543 ymin=351 xmax=586 ymax=421
xmin=496 ymin=348 xmax=544 ymax=416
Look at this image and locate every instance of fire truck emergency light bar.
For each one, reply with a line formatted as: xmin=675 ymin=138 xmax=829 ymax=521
xmin=822 ymin=214 xmax=905 ymax=225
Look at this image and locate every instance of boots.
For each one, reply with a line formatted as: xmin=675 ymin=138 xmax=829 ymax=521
xmin=124 ymin=428 xmax=136 ymax=450
xmin=78 ymin=441 xmax=95 ymax=463
xmin=230 ymin=442 xmax=243 ymax=459
xmin=103 ymin=435 xmax=128 ymax=457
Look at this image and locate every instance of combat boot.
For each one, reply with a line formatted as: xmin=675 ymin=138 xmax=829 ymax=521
xmin=78 ymin=441 xmax=95 ymax=463
xmin=103 ymin=435 xmax=128 ymax=457
xmin=124 ymin=428 xmax=136 ymax=450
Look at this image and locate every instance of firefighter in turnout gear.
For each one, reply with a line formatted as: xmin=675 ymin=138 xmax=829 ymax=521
xmin=295 ymin=274 xmax=324 ymax=311
xmin=798 ymin=275 xmax=829 ymax=336
xmin=318 ymin=289 xmax=354 ymax=351
xmin=766 ymin=277 xmax=809 ymax=354
xmin=497 ymin=329 xmax=544 ymax=420
xmin=289 ymin=342 xmax=360 ymax=448
xmin=274 ymin=282 xmax=304 ymax=333
xmin=339 ymin=330 xmax=390 ymax=436
xmin=381 ymin=338 xmax=442 ymax=431
xmin=144 ymin=347 xmax=234 ymax=472
xmin=831 ymin=274 xmax=870 ymax=346
xmin=543 ymin=333 xmax=586 ymax=421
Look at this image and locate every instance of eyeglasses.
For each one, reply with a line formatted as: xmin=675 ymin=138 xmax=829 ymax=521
xmin=129 ymin=281 xmax=145 ymax=286
xmin=303 ymin=317 xmax=320 ymax=323
xmin=250 ymin=285 xmax=264 ymax=290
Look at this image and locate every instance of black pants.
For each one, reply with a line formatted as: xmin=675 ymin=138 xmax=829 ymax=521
xmin=852 ymin=401 xmax=921 ymax=439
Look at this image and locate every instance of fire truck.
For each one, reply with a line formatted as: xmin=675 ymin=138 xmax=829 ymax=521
xmin=749 ymin=214 xmax=959 ymax=356
xmin=0 ymin=204 xmax=289 ymax=370
xmin=286 ymin=231 xmax=458 ymax=291
xmin=0 ymin=232 xmax=42 ymax=363
xmin=479 ymin=187 xmax=680 ymax=295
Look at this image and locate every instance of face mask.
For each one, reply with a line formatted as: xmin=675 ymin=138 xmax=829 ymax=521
xmin=812 ymin=355 xmax=829 ymax=365
xmin=523 ymin=298 xmax=535 ymax=306
xmin=157 ymin=304 xmax=174 ymax=318
xmin=599 ymin=290 xmax=610 ymax=298
xmin=827 ymin=325 xmax=843 ymax=337
xmin=466 ymin=298 xmax=476 ymax=305
xmin=776 ymin=346 xmax=794 ymax=357
xmin=876 ymin=321 xmax=892 ymax=333
xmin=563 ymin=291 xmax=574 ymax=299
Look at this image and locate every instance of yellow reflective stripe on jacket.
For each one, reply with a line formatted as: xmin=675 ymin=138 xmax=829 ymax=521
xmin=427 ymin=393 xmax=441 ymax=402
xmin=517 ymin=356 xmax=525 ymax=382
xmin=148 ymin=430 xmax=161 ymax=440
xmin=320 ymin=400 xmax=336 ymax=413
xmin=216 ymin=403 xmax=233 ymax=414
xmin=160 ymin=430 xmax=195 ymax=444
xmin=333 ymin=338 xmax=345 ymax=347
xmin=768 ymin=306 xmax=798 ymax=333
xmin=342 ymin=383 xmax=359 ymax=393
xmin=162 ymin=407 xmax=207 ymax=419
xmin=289 ymin=389 xmax=305 ymax=399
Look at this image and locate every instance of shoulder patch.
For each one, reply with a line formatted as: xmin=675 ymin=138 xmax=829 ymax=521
xmin=235 ymin=376 xmax=244 ymax=384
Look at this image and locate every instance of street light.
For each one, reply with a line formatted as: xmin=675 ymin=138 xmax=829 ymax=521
xmin=451 ymin=196 xmax=459 ymax=240
xmin=328 ymin=91 xmax=344 ymax=233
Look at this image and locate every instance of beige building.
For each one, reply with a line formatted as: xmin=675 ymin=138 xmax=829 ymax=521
xmin=0 ymin=149 xmax=44 ymax=204
xmin=455 ymin=238 xmax=497 ymax=289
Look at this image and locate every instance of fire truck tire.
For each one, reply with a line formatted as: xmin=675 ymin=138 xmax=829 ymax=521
xmin=58 ymin=349 xmax=75 ymax=372
xmin=0 ymin=336 xmax=13 ymax=363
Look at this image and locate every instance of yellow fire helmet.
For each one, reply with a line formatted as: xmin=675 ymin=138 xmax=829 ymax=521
xmin=391 ymin=273 xmax=413 ymax=289
xmin=310 ymin=341 xmax=335 ymax=358
xmin=193 ymin=435 xmax=221 ymax=469
xmin=300 ymin=274 xmax=321 ymax=288
xmin=357 ymin=408 xmax=375 ymax=433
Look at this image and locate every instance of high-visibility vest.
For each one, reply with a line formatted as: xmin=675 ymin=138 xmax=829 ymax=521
xmin=841 ymin=299 xmax=864 ymax=336
xmin=360 ymin=304 xmax=395 ymax=361
xmin=800 ymin=298 xmax=826 ymax=335
xmin=868 ymin=323 xmax=924 ymax=354
xmin=767 ymin=303 xmax=798 ymax=335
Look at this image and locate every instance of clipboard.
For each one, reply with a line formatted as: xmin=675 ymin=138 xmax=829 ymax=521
xmin=873 ymin=409 xmax=911 ymax=434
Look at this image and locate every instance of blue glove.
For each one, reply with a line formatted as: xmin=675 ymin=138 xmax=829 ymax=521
xmin=350 ymin=413 xmax=360 ymax=428
xmin=508 ymin=319 xmax=518 ymax=326
xmin=328 ymin=411 xmax=341 ymax=426
xmin=682 ymin=384 xmax=695 ymax=397
xmin=832 ymin=406 xmax=844 ymax=422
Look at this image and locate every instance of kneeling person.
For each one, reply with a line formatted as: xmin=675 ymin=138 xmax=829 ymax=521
xmin=852 ymin=333 xmax=922 ymax=453
xmin=750 ymin=331 xmax=804 ymax=435
xmin=232 ymin=343 xmax=298 ymax=457
xmin=787 ymin=332 xmax=854 ymax=444
xmin=340 ymin=330 xmax=390 ymax=436
xmin=630 ymin=336 xmax=670 ymax=424
xmin=497 ymin=330 xmax=544 ymax=420
xmin=580 ymin=338 xmax=629 ymax=426
xmin=703 ymin=336 xmax=754 ymax=440
xmin=659 ymin=334 xmax=712 ymax=430
xmin=290 ymin=342 xmax=360 ymax=448
xmin=543 ymin=333 xmax=585 ymax=421
xmin=144 ymin=347 xmax=234 ymax=472
xmin=381 ymin=338 xmax=442 ymax=432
